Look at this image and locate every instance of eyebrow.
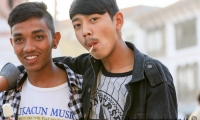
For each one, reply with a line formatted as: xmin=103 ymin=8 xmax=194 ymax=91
xmin=72 ymin=17 xmax=80 ymax=23
xmin=13 ymin=29 xmax=45 ymax=37
xmin=32 ymin=29 xmax=45 ymax=34
xmin=13 ymin=33 xmax=22 ymax=37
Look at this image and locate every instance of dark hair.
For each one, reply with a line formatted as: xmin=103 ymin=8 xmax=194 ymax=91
xmin=8 ymin=2 xmax=55 ymax=37
xmin=69 ymin=0 xmax=119 ymax=20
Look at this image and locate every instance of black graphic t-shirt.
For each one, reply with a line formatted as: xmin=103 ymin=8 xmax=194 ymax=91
xmin=89 ymin=67 xmax=132 ymax=120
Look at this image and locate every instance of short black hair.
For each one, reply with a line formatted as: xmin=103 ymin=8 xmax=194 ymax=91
xmin=8 ymin=2 xmax=55 ymax=37
xmin=69 ymin=0 xmax=119 ymax=20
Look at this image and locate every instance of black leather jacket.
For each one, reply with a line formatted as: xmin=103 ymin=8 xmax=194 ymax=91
xmin=53 ymin=42 xmax=178 ymax=120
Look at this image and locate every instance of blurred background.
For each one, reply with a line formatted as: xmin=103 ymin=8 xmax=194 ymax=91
xmin=0 ymin=0 xmax=199 ymax=118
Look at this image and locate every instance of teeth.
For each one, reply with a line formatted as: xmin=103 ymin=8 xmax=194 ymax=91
xmin=26 ymin=56 xmax=37 ymax=60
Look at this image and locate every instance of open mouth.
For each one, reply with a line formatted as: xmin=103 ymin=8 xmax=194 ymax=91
xmin=26 ymin=56 xmax=38 ymax=60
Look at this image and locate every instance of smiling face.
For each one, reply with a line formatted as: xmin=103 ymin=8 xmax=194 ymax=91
xmin=72 ymin=12 xmax=123 ymax=60
xmin=10 ymin=17 xmax=60 ymax=72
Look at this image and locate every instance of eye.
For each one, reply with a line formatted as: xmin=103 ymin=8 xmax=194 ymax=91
xmin=35 ymin=35 xmax=44 ymax=40
xmin=91 ymin=17 xmax=99 ymax=22
xmin=73 ymin=24 xmax=81 ymax=29
xmin=14 ymin=38 xmax=23 ymax=43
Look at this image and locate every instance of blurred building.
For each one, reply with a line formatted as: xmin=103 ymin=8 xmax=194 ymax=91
xmin=122 ymin=0 xmax=200 ymax=117
xmin=56 ymin=20 xmax=87 ymax=57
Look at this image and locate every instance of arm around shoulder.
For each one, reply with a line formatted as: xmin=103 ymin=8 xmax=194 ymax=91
xmin=0 ymin=63 xmax=22 ymax=90
xmin=53 ymin=54 xmax=90 ymax=74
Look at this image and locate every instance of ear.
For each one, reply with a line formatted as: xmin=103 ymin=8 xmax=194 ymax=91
xmin=52 ymin=32 xmax=61 ymax=49
xmin=10 ymin=38 xmax=16 ymax=54
xmin=10 ymin=38 xmax=13 ymax=46
xmin=114 ymin=12 xmax=124 ymax=30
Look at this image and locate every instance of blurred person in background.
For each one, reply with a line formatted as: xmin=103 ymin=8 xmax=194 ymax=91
xmin=0 ymin=0 xmax=178 ymax=119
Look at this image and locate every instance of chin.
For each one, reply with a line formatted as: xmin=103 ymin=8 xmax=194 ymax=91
xmin=92 ymin=54 xmax=104 ymax=60
xmin=25 ymin=66 xmax=40 ymax=72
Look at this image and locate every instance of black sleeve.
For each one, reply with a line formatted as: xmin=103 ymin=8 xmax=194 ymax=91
xmin=53 ymin=53 xmax=90 ymax=74
xmin=0 ymin=63 xmax=21 ymax=90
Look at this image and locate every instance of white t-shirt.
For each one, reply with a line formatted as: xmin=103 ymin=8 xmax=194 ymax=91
xmin=89 ymin=67 xmax=132 ymax=120
xmin=18 ymin=78 xmax=74 ymax=120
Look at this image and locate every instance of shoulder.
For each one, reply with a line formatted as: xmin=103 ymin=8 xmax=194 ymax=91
xmin=54 ymin=62 xmax=83 ymax=88
xmin=143 ymin=55 xmax=174 ymax=88
xmin=0 ymin=90 xmax=15 ymax=103
xmin=144 ymin=55 xmax=169 ymax=73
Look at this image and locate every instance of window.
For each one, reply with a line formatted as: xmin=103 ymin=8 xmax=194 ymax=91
xmin=177 ymin=63 xmax=199 ymax=102
xmin=147 ymin=26 xmax=165 ymax=57
xmin=175 ymin=18 xmax=197 ymax=49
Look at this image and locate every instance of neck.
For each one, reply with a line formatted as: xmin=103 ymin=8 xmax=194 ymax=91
xmin=27 ymin=61 xmax=67 ymax=88
xmin=102 ymin=41 xmax=134 ymax=73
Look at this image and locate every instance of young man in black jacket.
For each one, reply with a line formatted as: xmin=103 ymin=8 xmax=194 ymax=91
xmin=0 ymin=0 xmax=177 ymax=119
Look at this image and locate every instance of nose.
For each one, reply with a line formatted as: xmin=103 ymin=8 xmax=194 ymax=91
xmin=82 ymin=23 xmax=92 ymax=38
xmin=23 ymin=40 xmax=36 ymax=52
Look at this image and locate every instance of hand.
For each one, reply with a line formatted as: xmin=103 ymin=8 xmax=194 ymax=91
xmin=0 ymin=76 xmax=9 ymax=92
xmin=8 ymin=117 xmax=12 ymax=120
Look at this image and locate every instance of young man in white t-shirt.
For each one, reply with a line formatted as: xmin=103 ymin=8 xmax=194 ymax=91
xmin=0 ymin=2 xmax=83 ymax=120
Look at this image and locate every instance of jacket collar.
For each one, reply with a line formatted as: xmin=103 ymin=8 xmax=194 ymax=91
xmin=125 ymin=42 xmax=145 ymax=82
